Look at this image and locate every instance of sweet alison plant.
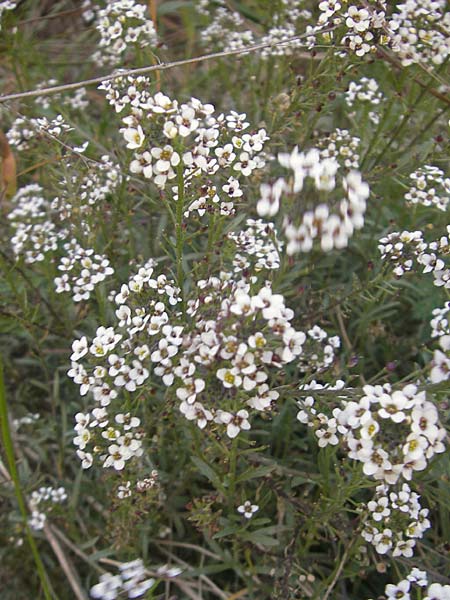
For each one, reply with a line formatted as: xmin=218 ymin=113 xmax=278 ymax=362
xmin=0 ymin=1 xmax=449 ymax=599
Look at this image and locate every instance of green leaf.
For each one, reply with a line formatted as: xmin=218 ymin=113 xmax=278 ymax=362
xmin=213 ymin=524 xmax=241 ymax=540
xmin=241 ymin=530 xmax=280 ymax=547
xmin=236 ymin=464 xmax=274 ymax=483
xmin=191 ymin=456 xmax=224 ymax=491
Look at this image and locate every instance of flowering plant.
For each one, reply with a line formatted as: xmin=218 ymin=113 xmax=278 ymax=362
xmin=0 ymin=1 xmax=448 ymax=599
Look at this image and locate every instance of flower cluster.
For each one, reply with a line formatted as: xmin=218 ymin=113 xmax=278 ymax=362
xmin=28 ymin=486 xmax=67 ymax=531
xmin=390 ymin=0 xmax=450 ymax=66
xmin=72 ymin=406 xmax=144 ymax=472
xmin=424 ymin=228 xmax=450 ymax=289
xmin=430 ymin=333 xmax=450 ymax=384
xmin=258 ymin=146 xmax=369 ymax=254
xmin=54 ymin=240 xmax=114 ymax=302
xmin=346 ymin=77 xmax=384 ymax=108
xmin=7 ymin=114 xmax=73 ymax=152
xmin=200 ymin=6 xmax=255 ymax=53
xmin=69 ymin=260 xmax=178 ymax=470
xmin=378 ymin=230 xmax=427 ymax=277
xmin=298 ymin=382 xmax=446 ymax=484
xmin=117 ymin=470 xmax=159 ymax=499
xmin=405 ymin=165 xmax=450 ymax=212
xmin=258 ymin=1 xmax=313 ymax=59
xmin=345 ymin=77 xmax=384 ymax=124
xmin=92 ymin=0 xmax=157 ymax=67
xmin=336 ymin=383 xmax=446 ymax=483
xmin=296 ymin=379 xmax=347 ymax=448
xmin=180 ymin=277 xmax=308 ymax=436
xmin=6 ymin=117 xmax=35 ymax=152
xmin=316 ymin=128 xmax=361 ymax=170
xmin=367 ymin=568 xmax=450 ymax=600
xmin=57 ymin=154 xmax=123 ymax=210
xmin=379 ymin=226 xmax=450 ymax=289
xmin=227 ymin=219 xmax=282 ymax=278
xmin=8 ymin=184 xmax=66 ymax=264
xmin=298 ymin=327 xmax=341 ymax=373
xmin=316 ymin=1 xmax=392 ymax=57
xmin=34 ymin=79 xmax=89 ymax=111
xmin=360 ymin=483 xmax=431 ymax=557
xmin=13 ymin=412 xmax=40 ymax=429
xmin=100 ymin=76 xmax=269 ymax=219
xmin=8 ymin=152 xmax=122 ymax=266
xmin=90 ymin=559 xmax=155 ymax=600
xmin=430 ymin=302 xmax=450 ymax=338
xmin=197 ymin=0 xmax=312 ymax=58
xmin=34 ymin=115 xmax=74 ymax=137
xmin=69 ymin=255 xmax=342 ymax=470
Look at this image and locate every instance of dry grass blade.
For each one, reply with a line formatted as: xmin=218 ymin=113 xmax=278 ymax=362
xmin=43 ymin=524 xmax=88 ymax=600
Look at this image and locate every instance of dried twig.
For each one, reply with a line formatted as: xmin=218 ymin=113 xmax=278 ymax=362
xmin=43 ymin=523 xmax=88 ymax=600
xmin=0 ymin=460 xmax=86 ymax=599
xmin=0 ymin=29 xmax=334 ymax=105
xmin=321 ymin=541 xmax=353 ymax=600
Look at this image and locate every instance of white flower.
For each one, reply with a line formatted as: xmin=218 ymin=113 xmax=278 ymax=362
xmin=345 ymin=6 xmax=370 ymax=32
xmin=392 ymin=538 xmax=415 ymax=558
xmin=367 ymin=496 xmax=390 ymax=521
xmin=151 ymin=145 xmax=180 ymax=171
xmin=179 ymin=401 xmax=213 ymax=429
xmin=103 ymin=444 xmax=129 ymax=470
xmin=216 ymin=409 xmax=251 ymax=438
xmin=216 ymin=367 xmax=242 ymax=389
xmin=257 ymin=178 xmax=284 ymax=217
xmin=150 ymin=339 xmax=178 ymax=363
xmin=122 ymin=125 xmax=145 ymax=149
xmin=117 ymin=481 xmax=132 ymax=499
xmin=230 ymin=291 xmax=253 ymax=316
xmin=407 ymin=568 xmax=428 ymax=587
xmin=430 ymin=349 xmax=450 ymax=383
xmin=254 ymin=287 xmax=285 ymax=320
xmin=175 ymin=106 xmax=199 ymax=137
xmin=74 ymin=428 xmax=91 ymax=450
xmin=373 ymin=528 xmax=393 ymax=554
xmin=90 ymin=573 xmax=122 ymax=600
xmin=424 ymin=583 xmax=450 ymax=600
xmin=385 ymin=579 xmax=411 ymax=599
xmin=237 ymin=500 xmax=259 ymax=519
xmin=71 ymin=336 xmax=88 ymax=361
xmin=176 ymin=378 xmax=205 ymax=404
xmin=76 ymin=450 xmax=93 ymax=469
xmin=233 ymin=152 xmax=256 ymax=176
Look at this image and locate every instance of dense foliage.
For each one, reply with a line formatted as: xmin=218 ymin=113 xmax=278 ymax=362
xmin=0 ymin=1 xmax=449 ymax=599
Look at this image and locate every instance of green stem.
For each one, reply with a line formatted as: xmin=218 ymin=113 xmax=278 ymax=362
xmin=359 ymin=96 xmax=395 ymax=170
xmin=228 ymin=437 xmax=239 ymax=505
xmin=0 ymin=357 xmax=53 ymax=600
xmin=207 ymin=212 xmax=217 ymax=257
xmin=176 ymin=162 xmax=185 ymax=310
xmin=369 ymin=60 xmax=448 ymax=171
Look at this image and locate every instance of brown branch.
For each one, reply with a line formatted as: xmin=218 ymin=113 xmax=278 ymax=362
xmin=376 ymin=47 xmax=450 ymax=106
xmin=0 ymin=29 xmax=335 ymax=105
xmin=16 ymin=7 xmax=83 ymax=27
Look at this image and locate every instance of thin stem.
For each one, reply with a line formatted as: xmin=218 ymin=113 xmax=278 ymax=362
xmin=207 ymin=212 xmax=217 ymax=257
xmin=176 ymin=162 xmax=185 ymax=310
xmin=320 ymin=540 xmax=354 ymax=600
xmin=0 ymin=28 xmax=336 ymax=104
xmin=228 ymin=437 xmax=239 ymax=504
xmin=0 ymin=357 xmax=53 ymax=600
xmin=359 ymin=96 xmax=395 ymax=170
